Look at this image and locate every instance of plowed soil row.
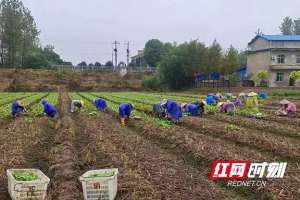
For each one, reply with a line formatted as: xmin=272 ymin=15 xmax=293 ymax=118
xmin=71 ymin=113 xmax=160 ymax=199
xmin=183 ymin=116 xmax=300 ymax=160
xmin=98 ymin=94 xmax=300 ymax=159
xmin=0 ymin=116 xmax=55 ymax=199
xmin=100 ymin=107 xmax=299 ymax=200
xmin=46 ymin=92 xmax=81 ymax=200
xmin=208 ymin=113 xmax=300 ymax=139
xmin=76 ymin=111 xmax=240 ymax=200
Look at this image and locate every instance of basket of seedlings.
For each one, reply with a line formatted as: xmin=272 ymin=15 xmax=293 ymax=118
xmin=7 ymin=169 xmax=50 ymax=200
xmin=79 ymin=168 xmax=118 ymax=200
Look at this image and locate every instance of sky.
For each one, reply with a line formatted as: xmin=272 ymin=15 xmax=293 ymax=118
xmin=22 ymin=0 xmax=300 ymax=65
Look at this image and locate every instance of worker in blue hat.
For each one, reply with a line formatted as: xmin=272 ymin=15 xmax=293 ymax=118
xmin=94 ymin=98 xmax=107 ymax=111
xmin=160 ymin=99 xmax=182 ymax=123
xmin=119 ymin=103 xmax=133 ymax=126
xmin=11 ymin=100 xmax=27 ymax=118
xmin=258 ymin=91 xmax=267 ymax=100
xmin=206 ymin=94 xmax=217 ymax=105
xmin=181 ymin=100 xmax=206 ymax=117
xmin=41 ymin=99 xmax=57 ymax=118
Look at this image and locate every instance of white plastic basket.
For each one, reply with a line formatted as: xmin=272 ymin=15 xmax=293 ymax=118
xmin=7 ymin=169 xmax=50 ymax=200
xmin=79 ymin=168 xmax=118 ymax=200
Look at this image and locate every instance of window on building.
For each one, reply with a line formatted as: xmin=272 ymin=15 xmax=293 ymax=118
xmin=276 ymin=72 xmax=284 ymax=82
xmin=277 ymin=55 xmax=285 ymax=64
xmin=296 ymin=55 xmax=300 ymax=64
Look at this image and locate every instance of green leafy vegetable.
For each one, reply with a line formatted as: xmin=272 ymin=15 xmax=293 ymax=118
xmin=88 ymin=111 xmax=98 ymax=116
xmin=87 ymin=172 xmax=115 ymax=178
xmin=13 ymin=171 xmax=39 ymax=181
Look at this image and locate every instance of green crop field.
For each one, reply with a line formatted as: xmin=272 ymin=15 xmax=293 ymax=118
xmin=0 ymin=91 xmax=299 ymax=199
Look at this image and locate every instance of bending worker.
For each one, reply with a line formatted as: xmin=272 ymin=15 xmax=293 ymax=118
xmin=233 ymin=96 xmax=243 ymax=107
xmin=71 ymin=100 xmax=84 ymax=113
xmin=218 ymin=101 xmax=235 ymax=115
xmin=94 ymin=98 xmax=107 ymax=111
xmin=11 ymin=100 xmax=27 ymax=118
xmin=206 ymin=94 xmax=217 ymax=105
xmin=41 ymin=99 xmax=57 ymax=118
xmin=276 ymin=99 xmax=297 ymax=117
xmin=238 ymin=93 xmax=247 ymax=104
xmin=181 ymin=101 xmax=205 ymax=117
xmin=258 ymin=91 xmax=268 ymax=100
xmin=119 ymin=103 xmax=133 ymax=126
xmin=161 ymin=99 xmax=182 ymax=123
xmin=245 ymin=92 xmax=259 ymax=113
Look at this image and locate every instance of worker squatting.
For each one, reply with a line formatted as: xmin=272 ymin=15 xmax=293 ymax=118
xmin=11 ymin=91 xmax=297 ymax=125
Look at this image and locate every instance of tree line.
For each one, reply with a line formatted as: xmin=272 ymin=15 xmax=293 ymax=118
xmin=143 ymin=39 xmax=246 ymax=89
xmin=0 ymin=0 xmax=65 ymax=68
xmin=279 ymin=17 xmax=300 ymax=35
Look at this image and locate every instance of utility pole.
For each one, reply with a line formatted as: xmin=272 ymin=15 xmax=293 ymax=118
xmin=113 ymin=41 xmax=119 ymax=71
xmin=125 ymin=41 xmax=130 ymax=66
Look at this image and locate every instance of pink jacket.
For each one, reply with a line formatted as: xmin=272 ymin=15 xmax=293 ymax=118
xmin=283 ymin=102 xmax=297 ymax=113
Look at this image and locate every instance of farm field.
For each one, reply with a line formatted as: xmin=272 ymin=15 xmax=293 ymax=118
xmin=0 ymin=91 xmax=299 ymax=200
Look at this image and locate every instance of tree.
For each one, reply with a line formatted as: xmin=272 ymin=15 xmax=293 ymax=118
xmin=94 ymin=62 xmax=101 ymax=66
xmin=78 ymin=61 xmax=87 ymax=66
xmin=0 ymin=0 xmax=64 ymax=69
xmin=294 ymin=19 xmax=300 ymax=35
xmin=257 ymin=70 xmax=269 ymax=86
xmin=42 ymin=45 xmax=63 ymax=66
xmin=20 ymin=8 xmax=39 ymax=67
xmin=280 ymin=17 xmax=295 ymax=35
xmin=105 ymin=61 xmax=113 ymax=67
xmin=0 ymin=0 xmax=40 ymax=67
xmin=238 ymin=50 xmax=247 ymax=67
xmin=207 ymin=39 xmax=222 ymax=73
xmin=221 ymin=45 xmax=238 ymax=75
xmin=289 ymin=71 xmax=300 ymax=87
xmin=23 ymin=48 xmax=49 ymax=68
xmin=158 ymin=40 xmax=207 ymax=89
xmin=144 ymin=39 xmax=164 ymax=67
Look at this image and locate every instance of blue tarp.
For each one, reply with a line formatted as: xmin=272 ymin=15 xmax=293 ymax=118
xmin=196 ymin=74 xmax=207 ymax=81
xmin=237 ymin=66 xmax=247 ymax=80
xmin=210 ymin=72 xmax=220 ymax=80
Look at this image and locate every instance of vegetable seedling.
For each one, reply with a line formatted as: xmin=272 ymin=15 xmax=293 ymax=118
xmin=13 ymin=171 xmax=39 ymax=181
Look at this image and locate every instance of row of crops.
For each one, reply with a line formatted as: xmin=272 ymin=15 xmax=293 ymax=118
xmin=0 ymin=93 xmax=59 ymax=118
xmin=1 ymin=91 xmax=297 ymax=122
xmin=72 ymin=92 xmax=296 ymax=128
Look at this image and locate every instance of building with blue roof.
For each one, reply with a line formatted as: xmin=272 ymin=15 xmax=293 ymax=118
xmin=247 ymin=34 xmax=300 ymax=87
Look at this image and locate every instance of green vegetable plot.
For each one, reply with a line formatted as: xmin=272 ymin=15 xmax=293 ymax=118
xmin=30 ymin=93 xmax=58 ymax=116
xmin=0 ymin=93 xmax=48 ymax=118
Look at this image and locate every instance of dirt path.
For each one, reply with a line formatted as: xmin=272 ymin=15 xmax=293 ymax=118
xmin=76 ymin=112 xmax=237 ymax=200
xmin=46 ymin=92 xmax=81 ymax=200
